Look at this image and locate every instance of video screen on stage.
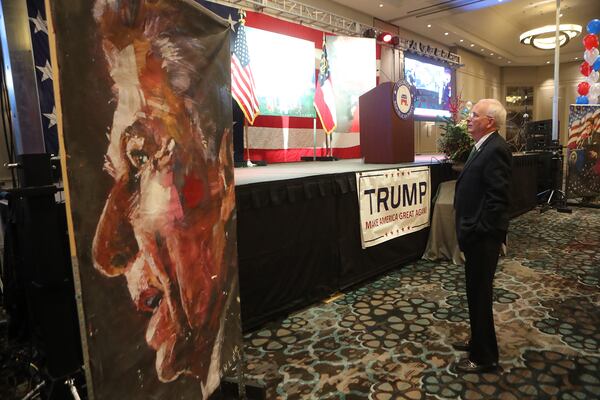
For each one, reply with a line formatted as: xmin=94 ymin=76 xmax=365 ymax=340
xmin=326 ymin=36 xmax=376 ymax=132
xmin=404 ymin=56 xmax=452 ymax=119
xmin=246 ymin=27 xmax=316 ymax=118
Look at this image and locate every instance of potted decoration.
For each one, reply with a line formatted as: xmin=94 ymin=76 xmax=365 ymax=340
xmin=438 ymin=95 xmax=474 ymax=167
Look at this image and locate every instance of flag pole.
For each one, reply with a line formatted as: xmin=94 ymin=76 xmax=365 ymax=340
xmin=312 ymin=118 xmax=317 ymax=160
xmin=244 ymin=120 xmax=255 ymax=167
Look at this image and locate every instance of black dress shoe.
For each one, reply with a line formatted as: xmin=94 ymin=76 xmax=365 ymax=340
xmin=453 ymin=358 xmax=499 ymax=373
xmin=452 ymin=341 xmax=470 ymax=351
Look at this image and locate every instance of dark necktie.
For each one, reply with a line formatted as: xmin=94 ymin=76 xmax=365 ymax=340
xmin=466 ymin=146 xmax=478 ymax=162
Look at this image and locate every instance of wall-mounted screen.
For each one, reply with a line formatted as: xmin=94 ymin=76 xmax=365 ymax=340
xmin=246 ymin=27 xmax=316 ymax=118
xmin=404 ymin=56 xmax=452 ymax=119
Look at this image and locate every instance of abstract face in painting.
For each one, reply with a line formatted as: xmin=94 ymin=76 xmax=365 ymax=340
xmin=91 ymin=0 xmax=235 ymax=392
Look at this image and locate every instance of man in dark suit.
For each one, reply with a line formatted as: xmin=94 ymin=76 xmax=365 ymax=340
xmin=453 ymin=98 xmax=512 ymax=373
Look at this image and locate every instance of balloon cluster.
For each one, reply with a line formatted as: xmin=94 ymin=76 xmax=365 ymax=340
xmin=577 ymin=19 xmax=600 ymax=104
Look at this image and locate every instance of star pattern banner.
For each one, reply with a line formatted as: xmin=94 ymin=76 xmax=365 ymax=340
xmin=26 ymin=0 xmax=57 ymax=154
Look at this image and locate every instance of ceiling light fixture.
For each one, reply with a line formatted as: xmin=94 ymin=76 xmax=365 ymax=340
xmin=459 ymin=39 xmax=464 ymax=42
xmin=470 ymin=44 xmax=475 ymax=47
xmin=427 ymin=24 xmax=432 ymax=28
xmin=444 ymin=32 xmax=449 ymax=36
xmin=519 ymin=24 xmax=582 ymax=50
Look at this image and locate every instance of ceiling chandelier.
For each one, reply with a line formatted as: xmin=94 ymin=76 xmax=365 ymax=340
xmin=520 ymin=24 xmax=582 ymax=50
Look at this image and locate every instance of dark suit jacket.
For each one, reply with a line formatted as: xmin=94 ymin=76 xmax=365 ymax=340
xmin=454 ymin=131 xmax=512 ymax=251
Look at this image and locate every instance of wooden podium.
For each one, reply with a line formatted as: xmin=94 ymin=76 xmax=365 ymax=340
xmin=359 ymin=81 xmax=415 ymax=163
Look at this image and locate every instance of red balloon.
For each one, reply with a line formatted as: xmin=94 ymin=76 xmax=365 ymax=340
xmin=578 ymin=81 xmax=590 ymax=95
xmin=580 ymin=61 xmax=592 ymax=77
xmin=583 ymin=34 xmax=599 ymax=50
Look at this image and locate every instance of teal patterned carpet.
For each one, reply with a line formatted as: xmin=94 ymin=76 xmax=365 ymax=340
xmin=243 ymin=207 xmax=600 ymax=399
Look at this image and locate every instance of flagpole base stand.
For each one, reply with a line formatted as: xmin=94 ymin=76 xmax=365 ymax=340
xmin=300 ymin=156 xmax=339 ymax=162
xmin=235 ymin=160 xmax=267 ymax=168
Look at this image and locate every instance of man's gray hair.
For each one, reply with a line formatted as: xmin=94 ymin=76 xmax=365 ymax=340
xmin=482 ymin=98 xmax=507 ymax=131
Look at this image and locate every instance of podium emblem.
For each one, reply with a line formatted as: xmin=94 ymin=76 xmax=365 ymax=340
xmin=392 ymin=80 xmax=415 ymax=119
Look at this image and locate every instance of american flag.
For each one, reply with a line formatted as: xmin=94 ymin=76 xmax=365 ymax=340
xmin=314 ymin=39 xmax=337 ymax=134
xmin=567 ymin=105 xmax=600 ymax=149
xmin=231 ymin=18 xmax=260 ymax=124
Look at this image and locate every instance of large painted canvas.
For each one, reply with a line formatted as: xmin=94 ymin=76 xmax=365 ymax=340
xmin=47 ymin=1 xmax=242 ymax=398
xmin=566 ymin=105 xmax=600 ymax=204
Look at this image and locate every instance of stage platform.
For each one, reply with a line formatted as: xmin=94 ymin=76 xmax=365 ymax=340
xmin=234 ymin=155 xmax=446 ymax=186
xmin=234 ymin=153 xmax=547 ymax=331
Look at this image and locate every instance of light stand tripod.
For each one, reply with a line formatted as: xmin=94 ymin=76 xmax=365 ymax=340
xmin=537 ymin=144 xmax=571 ymax=213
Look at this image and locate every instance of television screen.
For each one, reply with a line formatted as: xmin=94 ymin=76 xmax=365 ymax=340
xmin=245 ymin=27 xmax=316 ymax=118
xmin=404 ymin=56 xmax=452 ymax=119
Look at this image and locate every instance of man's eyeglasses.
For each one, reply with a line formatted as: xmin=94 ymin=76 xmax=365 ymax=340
xmin=469 ymin=112 xmax=494 ymax=120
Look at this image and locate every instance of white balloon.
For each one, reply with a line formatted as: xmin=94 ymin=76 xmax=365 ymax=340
xmin=587 ymin=70 xmax=599 ymax=84
xmin=590 ymin=83 xmax=600 ymax=104
xmin=584 ymin=48 xmax=599 ymax=65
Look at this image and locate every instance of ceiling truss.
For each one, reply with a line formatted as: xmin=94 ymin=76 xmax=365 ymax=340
xmin=204 ymin=0 xmax=461 ymax=66
xmin=206 ymin=0 xmax=374 ymax=37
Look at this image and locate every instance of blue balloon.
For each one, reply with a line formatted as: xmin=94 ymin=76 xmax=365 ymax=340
xmin=594 ymin=58 xmax=600 ymax=72
xmin=576 ymin=96 xmax=589 ymax=104
xmin=588 ymin=19 xmax=600 ymax=35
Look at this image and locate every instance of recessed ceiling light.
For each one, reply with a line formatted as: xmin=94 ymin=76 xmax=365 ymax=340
xmin=427 ymin=24 xmax=432 ymax=28
xmin=470 ymin=44 xmax=475 ymax=47
xmin=560 ymin=13 xmax=563 ymax=17
xmin=546 ymin=61 xmax=550 ymax=64
xmin=481 ymin=48 xmax=484 ymax=51
xmin=490 ymin=53 xmax=494 ymax=55
xmin=574 ymin=57 xmax=579 ymax=60
xmin=444 ymin=32 xmax=449 ymax=36
xmin=379 ymin=3 xmax=384 ymax=7
xmin=459 ymin=39 xmax=464 ymax=42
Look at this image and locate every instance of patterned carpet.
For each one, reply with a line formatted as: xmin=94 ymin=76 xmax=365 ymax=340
xmin=243 ymin=207 xmax=600 ymax=399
